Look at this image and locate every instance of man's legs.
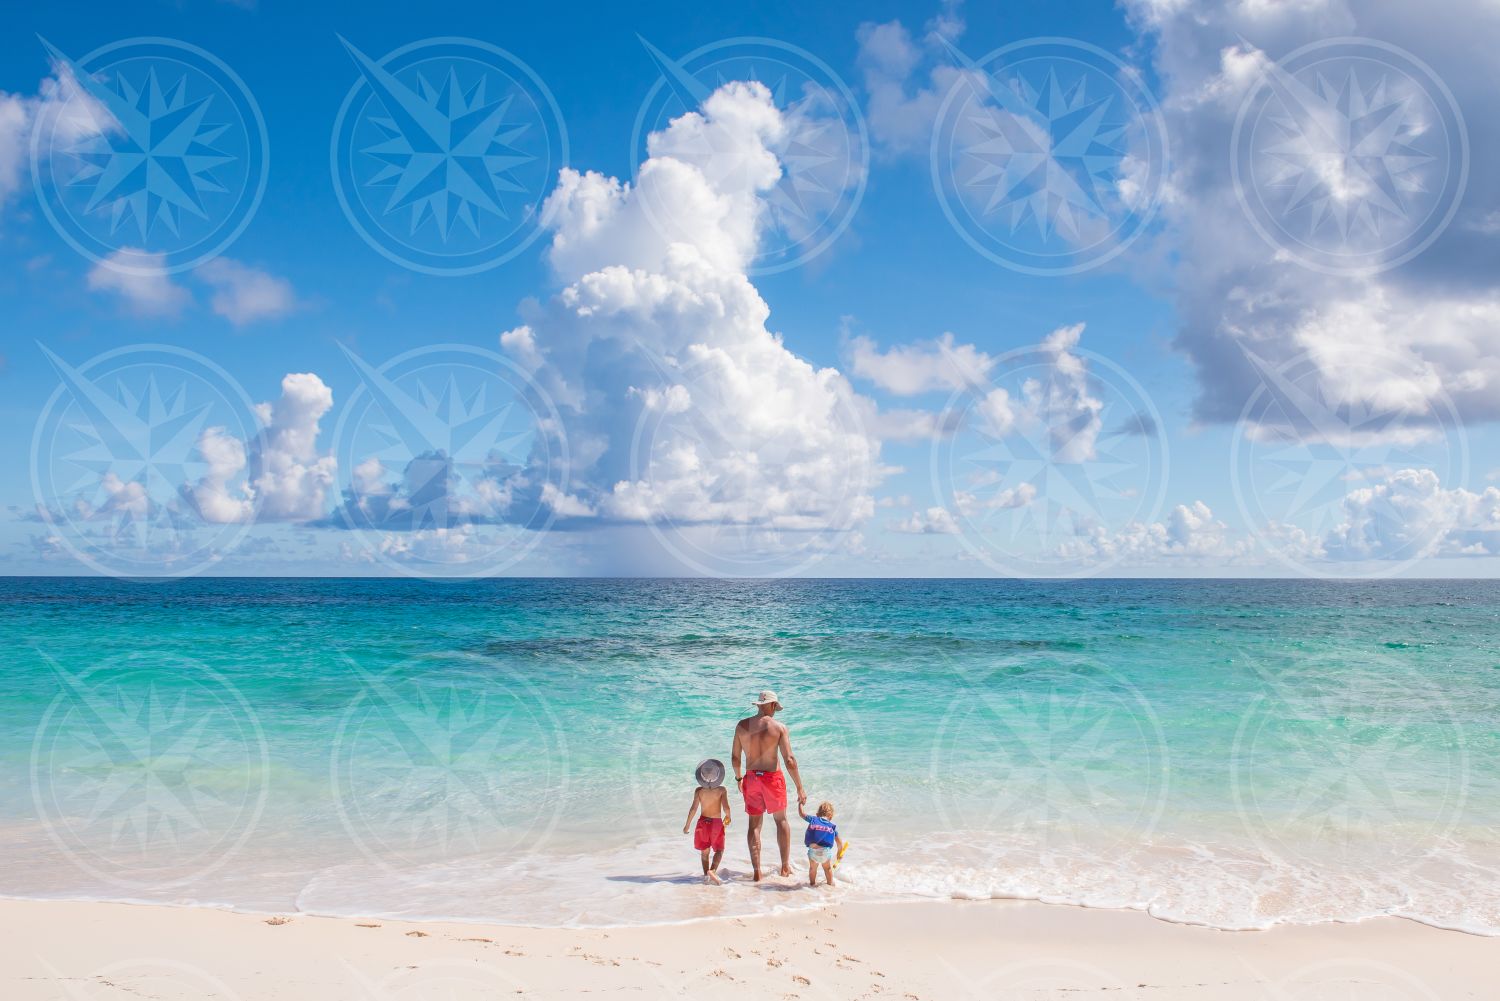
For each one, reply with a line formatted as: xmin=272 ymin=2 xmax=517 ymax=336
xmin=772 ymin=810 xmax=792 ymax=877
xmin=747 ymin=813 xmax=764 ymax=881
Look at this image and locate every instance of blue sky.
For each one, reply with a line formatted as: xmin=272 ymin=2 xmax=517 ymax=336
xmin=1 ymin=0 xmax=1497 ymax=577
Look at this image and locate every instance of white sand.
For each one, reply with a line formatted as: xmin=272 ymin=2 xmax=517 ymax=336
xmin=3 ymin=895 xmax=1495 ymax=999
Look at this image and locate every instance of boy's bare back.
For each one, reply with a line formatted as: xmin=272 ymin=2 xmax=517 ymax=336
xmin=696 ymin=785 xmax=728 ymax=818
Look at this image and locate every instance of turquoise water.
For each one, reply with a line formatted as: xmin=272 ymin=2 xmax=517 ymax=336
xmin=2 ymin=577 xmax=1498 ymax=932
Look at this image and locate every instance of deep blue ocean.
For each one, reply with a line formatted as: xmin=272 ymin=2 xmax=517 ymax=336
xmin=2 ymin=577 xmax=1497 ymax=931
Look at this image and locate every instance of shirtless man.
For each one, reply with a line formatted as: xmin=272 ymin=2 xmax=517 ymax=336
xmin=731 ymin=690 xmax=807 ymax=880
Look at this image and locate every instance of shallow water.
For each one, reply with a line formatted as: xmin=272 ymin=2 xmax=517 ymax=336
xmin=3 ymin=577 xmax=1498 ymax=932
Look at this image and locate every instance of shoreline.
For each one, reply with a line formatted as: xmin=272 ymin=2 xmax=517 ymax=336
xmin=4 ymin=885 xmax=1499 ymax=939
xmin=4 ymin=895 xmax=1498 ymax=999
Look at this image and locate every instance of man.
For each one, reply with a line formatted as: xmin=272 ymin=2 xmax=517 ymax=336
xmin=731 ymin=690 xmax=807 ymax=880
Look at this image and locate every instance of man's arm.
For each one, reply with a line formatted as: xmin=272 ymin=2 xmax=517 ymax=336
xmin=731 ymin=722 xmax=744 ymax=787
xmin=682 ymin=788 xmax=701 ymax=834
xmin=779 ymin=725 xmax=807 ymax=807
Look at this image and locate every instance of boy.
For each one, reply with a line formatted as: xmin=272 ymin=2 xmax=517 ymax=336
xmin=799 ymin=800 xmax=843 ymax=887
xmin=683 ymin=758 xmax=732 ymax=884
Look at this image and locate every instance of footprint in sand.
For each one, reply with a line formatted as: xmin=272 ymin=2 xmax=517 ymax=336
xmin=792 ymin=974 xmax=811 ymax=985
xmin=404 ymin=931 xmax=428 ymax=938
xmin=355 ymin=923 xmax=381 ymax=928
xmin=264 ymin=916 xmax=292 ymax=926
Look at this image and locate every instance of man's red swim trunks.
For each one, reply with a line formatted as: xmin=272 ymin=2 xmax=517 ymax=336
xmin=693 ymin=816 xmax=725 ymax=851
xmin=740 ymin=769 xmax=787 ymax=816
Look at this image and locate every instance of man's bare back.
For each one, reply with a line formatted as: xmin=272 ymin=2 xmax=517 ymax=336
xmin=735 ymin=714 xmax=788 ymax=771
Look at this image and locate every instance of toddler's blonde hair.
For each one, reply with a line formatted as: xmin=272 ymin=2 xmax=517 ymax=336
xmin=816 ymin=801 xmax=835 ymax=819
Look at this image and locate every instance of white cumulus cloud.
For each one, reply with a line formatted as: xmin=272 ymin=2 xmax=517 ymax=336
xmin=86 ymin=250 xmax=190 ymax=317
xmin=191 ymin=373 xmax=337 ymax=523
xmin=892 ymin=506 xmax=961 ymax=534
xmin=196 ymin=258 xmax=299 ymax=326
xmin=847 ymin=330 xmax=996 ymax=395
xmin=499 ymin=80 xmax=886 ymax=553
xmin=1061 ymin=500 xmax=1253 ymax=562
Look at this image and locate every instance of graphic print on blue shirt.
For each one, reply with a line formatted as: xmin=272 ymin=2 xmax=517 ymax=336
xmin=804 ymin=815 xmax=837 ymax=847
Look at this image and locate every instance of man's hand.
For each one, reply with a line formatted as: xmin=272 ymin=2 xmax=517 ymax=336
xmin=682 ymin=824 xmax=691 ymax=835
xmin=797 ymin=790 xmax=808 ymax=808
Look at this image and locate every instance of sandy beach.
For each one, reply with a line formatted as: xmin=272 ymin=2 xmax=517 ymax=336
xmin=3 ymin=895 xmax=1495 ymax=1000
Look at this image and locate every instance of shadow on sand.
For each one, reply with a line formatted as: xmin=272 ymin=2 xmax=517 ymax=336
xmin=605 ymin=869 xmax=810 ymax=892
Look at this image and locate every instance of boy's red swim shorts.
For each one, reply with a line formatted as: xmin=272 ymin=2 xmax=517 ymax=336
xmin=693 ymin=816 xmax=725 ymax=851
xmin=740 ymin=769 xmax=787 ymax=815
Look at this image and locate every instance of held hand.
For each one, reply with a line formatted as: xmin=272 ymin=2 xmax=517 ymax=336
xmin=797 ymin=790 xmax=808 ymax=808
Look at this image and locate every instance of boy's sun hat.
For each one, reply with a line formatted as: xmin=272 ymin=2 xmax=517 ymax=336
xmin=695 ymin=758 xmax=725 ymax=788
